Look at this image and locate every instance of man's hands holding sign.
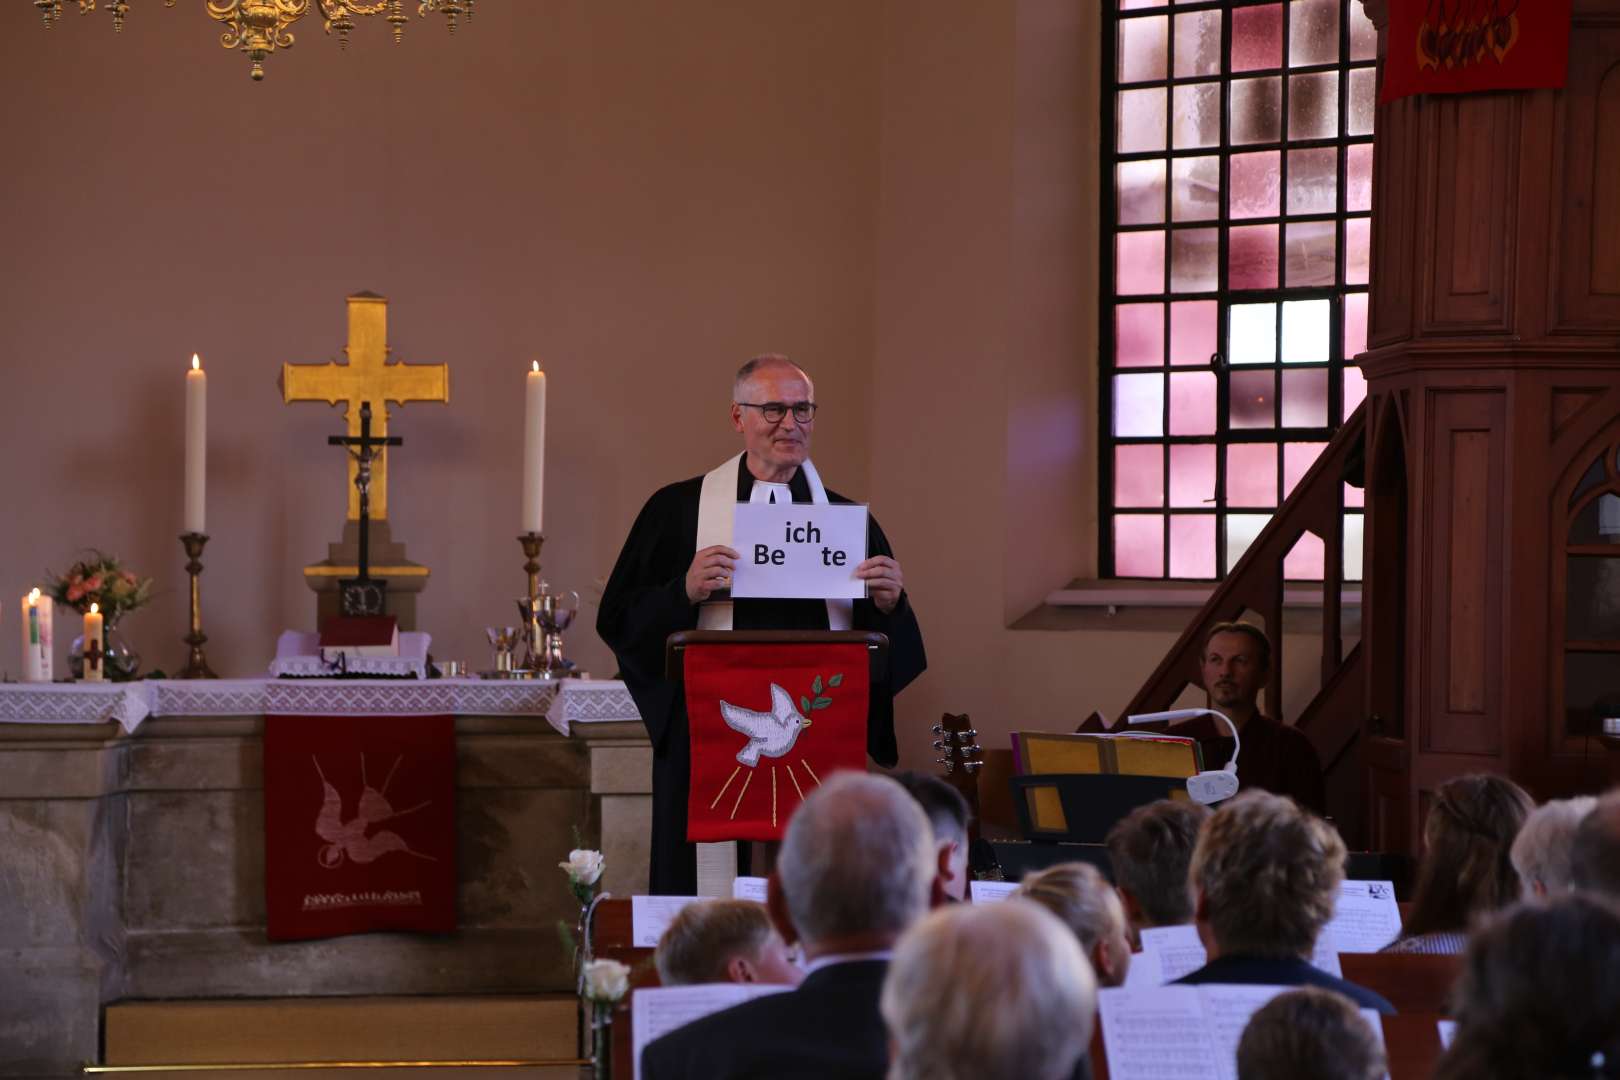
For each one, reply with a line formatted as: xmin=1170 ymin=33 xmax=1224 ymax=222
xmin=684 ymin=525 xmax=903 ymax=614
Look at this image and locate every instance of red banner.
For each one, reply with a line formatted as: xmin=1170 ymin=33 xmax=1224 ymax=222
xmin=684 ymin=643 xmax=869 ymax=842
xmin=1382 ymin=0 xmax=1573 ymax=103
xmin=264 ymin=715 xmax=457 ymax=941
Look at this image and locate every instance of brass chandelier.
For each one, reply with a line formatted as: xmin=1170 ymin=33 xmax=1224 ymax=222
xmin=32 ymin=0 xmax=473 ymax=81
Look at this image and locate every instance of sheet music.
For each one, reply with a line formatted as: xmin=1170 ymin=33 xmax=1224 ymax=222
xmin=1138 ymin=924 xmax=1208 ymax=982
xmin=731 ymin=876 xmax=768 ymax=902
xmin=1098 ymin=984 xmax=1287 ymax=1080
xmin=631 ymin=984 xmax=791 ymax=1080
xmin=1122 ymin=947 xmax=1165 ymax=988
xmin=1134 ymin=923 xmax=1339 ymax=984
xmin=1321 ymin=880 xmax=1402 ymax=953
xmin=1098 ymin=987 xmax=1215 ymax=1079
xmin=969 ymin=880 xmax=1019 ymax=904
xmin=1200 ymin=985 xmax=1289 ymax=1080
xmin=630 ymin=895 xmax=700 ymax=948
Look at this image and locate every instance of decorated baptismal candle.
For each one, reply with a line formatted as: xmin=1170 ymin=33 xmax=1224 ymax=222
xmin=20 ymin=588 xmax=53 ymax=682
xmin=82 ymin=603 xmax=105 ymax=683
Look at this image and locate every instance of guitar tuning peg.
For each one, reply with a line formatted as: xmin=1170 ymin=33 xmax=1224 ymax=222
xmin=963 ymin=761 xmax=982 ymax=774
xmin=931 ymin=739 xmax=947 ymax=750
xmin=930 ymin=722 xmax=945 ymax=735
xmin=959 ymin=728 xmax=978 ymax=741
xmin=935 ymin=757 xmax=954 ymax=771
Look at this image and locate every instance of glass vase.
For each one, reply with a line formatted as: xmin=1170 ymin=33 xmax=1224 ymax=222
xmin=70 ymin=616 xmax=141 ymax=681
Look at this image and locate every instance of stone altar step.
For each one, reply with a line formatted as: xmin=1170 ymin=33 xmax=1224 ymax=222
xmin=101 ymin=995 xmax=585 ymax=1080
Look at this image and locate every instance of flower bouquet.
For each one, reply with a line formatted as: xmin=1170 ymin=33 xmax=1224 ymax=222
xmin=46 ymin=551 xmax=154 ymax=680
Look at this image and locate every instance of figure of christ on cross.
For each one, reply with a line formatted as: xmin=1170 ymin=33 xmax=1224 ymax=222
xmin=329 ymin=402 xmax=400 ymax=617
xmin=281 ymin=292 xmax=449 ymax=524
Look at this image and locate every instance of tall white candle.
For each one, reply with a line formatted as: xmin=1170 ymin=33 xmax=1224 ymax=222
xmin=521 ymin=361 xmax=547 ymax=534
xmin=20 ymin=588 xmax=53 ymax=683
xmin=185 ymin=353 xmax=207 ymax=535
xmin=82 ymin=603 xmax=104 ymax=683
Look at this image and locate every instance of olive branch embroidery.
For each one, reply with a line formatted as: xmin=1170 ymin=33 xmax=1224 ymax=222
xmin=799 ymin=672 xmax=844 ymax=715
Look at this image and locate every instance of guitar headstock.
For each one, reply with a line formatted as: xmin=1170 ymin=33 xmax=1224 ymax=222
xmin=933 ymin=712 xmax=982 ymax=783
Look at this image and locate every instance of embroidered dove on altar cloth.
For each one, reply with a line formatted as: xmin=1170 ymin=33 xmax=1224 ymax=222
xmin=719 ymin=683 xmax=813 ymax=767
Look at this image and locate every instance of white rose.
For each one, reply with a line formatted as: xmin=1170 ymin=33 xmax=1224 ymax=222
xmin=560 ymin=848 xmax=605 ymax=886
xmin=582 ymin=958 xmax=631 ymax=1003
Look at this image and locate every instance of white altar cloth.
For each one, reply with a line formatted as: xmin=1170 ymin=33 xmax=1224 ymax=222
xmin=0 ymin=677 xmax=641 ymax=736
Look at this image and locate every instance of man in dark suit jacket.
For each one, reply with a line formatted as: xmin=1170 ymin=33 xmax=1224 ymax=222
xmin=1174 ymin=791 xmax=1395 ymax=1015
xmin=641 ymin=772 xmax=939 ymax=1080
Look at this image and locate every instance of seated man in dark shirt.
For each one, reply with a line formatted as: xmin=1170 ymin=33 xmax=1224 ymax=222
xmin=1175 ymin=790 xmax=1395 ymax=1014
xmin=1190 ymin=621 xmax=1325 ymax=813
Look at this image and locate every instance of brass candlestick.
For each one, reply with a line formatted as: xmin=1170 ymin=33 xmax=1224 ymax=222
xmin=519 ymin=532 xmax=545 ymax=606
xmin=178 ymin=532 xmax=218 ymax=679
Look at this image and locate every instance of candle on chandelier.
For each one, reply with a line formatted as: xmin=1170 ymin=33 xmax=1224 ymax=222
xmin=185 ymin=353 xmax=207 ymax=535
xmin=82 ymin=603 xmax=104 ymax=683
xmin=521 ymin=361 xmax=547 ymax=534
xmin=20 ymin=588 xmax=53 ymax=683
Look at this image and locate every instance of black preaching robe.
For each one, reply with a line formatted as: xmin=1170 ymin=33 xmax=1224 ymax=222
xmin=597 ymin=457 xmax=927 ymax=893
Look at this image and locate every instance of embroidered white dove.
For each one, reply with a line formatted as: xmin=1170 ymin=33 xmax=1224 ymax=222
xmin=720 ymin=683 xmax=814 ymax=767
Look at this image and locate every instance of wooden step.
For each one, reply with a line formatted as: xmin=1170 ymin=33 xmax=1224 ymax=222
xmin=101 ymin=995 xmax=585 ymax=1080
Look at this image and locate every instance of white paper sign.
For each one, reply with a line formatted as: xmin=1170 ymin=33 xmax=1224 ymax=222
xmin=630 ymin=895 xmax=701 ymax=949
xmin=1437 ymin=1019 xmax=1457 ymax=1049
xmin=969 ymin=880 xmax=1020 ymax=904
xmin=729 ymin=502 xmax=868 ymax=600
xmin=1320 ymin=880 xmax=1402 ymax=954
xmin=731 ymin=876 xmax=769 ymax=903
xmin=631 ymin=984 xmax=792 ymax=1080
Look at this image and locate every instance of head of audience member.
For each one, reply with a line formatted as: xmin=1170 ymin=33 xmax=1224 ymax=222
xmin=882 ymin=900 xmax=1097 ymax=1080
xmin=1570 ymin=790 xmax=1620 ymax=901
xmin=1511 ymin=795 xmax=1598 ymax=899
xmin=1189 ymin=791 xmax=1345 ymax=961
xmin=892 ymin=770 xmax=972 ymax=902
xmin=654 ymin=898 xmax=803 ymax=988
xmin=1105 ymin=798 xmax=1212 ymax=938
xmin=730 ymin=354 xmax=815 ymax=482
xmin=1200 ymin=621 xmax=1271 ymax=725
xmin=1236 ymin=987 xmax=1386 ymax=1080
xmin=1402 ymin=773 xmax=1534 ymax=938
xmin=1434 ymin=894 xmax=1620 ymax=1080
xmin=1015 ymin=861 xmax=1133 ymax=987
xmin=768 ymin=771 xmax=938 ymax=961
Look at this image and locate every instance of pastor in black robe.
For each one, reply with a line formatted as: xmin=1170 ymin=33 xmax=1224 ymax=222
xmin=596 ymin=457 xmax=927 ymax=894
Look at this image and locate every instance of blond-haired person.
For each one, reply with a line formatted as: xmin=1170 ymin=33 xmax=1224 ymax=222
xmin=1511 ymin=795 xmax=1597 ymax=899
xmin=1176 ymin=792 xmax=1394 ymax=1013
xmin=655 ymin=899 xmax=802 ymax=987
xmin=1015 ymin=862 xmax=1133 ymax=987
xmin=883 ymin=901 xmax=1096 ymax=1080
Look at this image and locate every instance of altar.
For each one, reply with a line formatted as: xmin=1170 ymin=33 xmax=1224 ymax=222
xmin=0 ymin=678 xmax=651 ymax=1077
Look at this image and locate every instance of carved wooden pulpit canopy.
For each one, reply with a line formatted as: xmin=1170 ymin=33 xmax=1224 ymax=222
xmin=282 ymin=292 xmax=449 ymax=628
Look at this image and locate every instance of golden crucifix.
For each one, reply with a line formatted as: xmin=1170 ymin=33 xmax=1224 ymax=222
xmin=281 ymin=292 xmax=450 ymax=521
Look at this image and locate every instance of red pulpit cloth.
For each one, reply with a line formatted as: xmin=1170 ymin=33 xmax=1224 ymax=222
xmin=263 ymin=714 xmax=457 ymax=941
xmin=1381 ymin=0 xmax=1573 ymax=103
xmin=684 ymin=643 xmax=870 ymax=843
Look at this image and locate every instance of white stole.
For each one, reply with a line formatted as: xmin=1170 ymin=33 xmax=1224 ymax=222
xmin=694 ymin=452 xmax=854 ymax=631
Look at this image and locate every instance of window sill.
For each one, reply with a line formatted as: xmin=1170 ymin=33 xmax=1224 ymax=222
xmin=1010 ymin=580 xmax=1362 ymax=632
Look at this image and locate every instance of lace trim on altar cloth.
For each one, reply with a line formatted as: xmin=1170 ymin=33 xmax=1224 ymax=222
xmin=0 ymin=678 xmax=641 ymax=736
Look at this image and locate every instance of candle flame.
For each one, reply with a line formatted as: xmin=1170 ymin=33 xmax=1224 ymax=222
xmin=89 ymin=602 xmax=99 ymax=615
xmin=191 ymin=354 xmax=201 ymax=371
xmin=27 ymin=588 xmax=40 ymax=604
xmin=531 ymin=360 xmax=541 ymax=373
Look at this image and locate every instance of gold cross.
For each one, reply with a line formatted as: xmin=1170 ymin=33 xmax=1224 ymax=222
xmin=281 ymin=292 xmax=450 ymax=521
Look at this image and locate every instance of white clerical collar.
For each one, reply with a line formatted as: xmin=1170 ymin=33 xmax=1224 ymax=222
xmin=750 ymin=480 xmax=791 ymax=505
xmin=802 ymin=949 xmax=893 ymax=975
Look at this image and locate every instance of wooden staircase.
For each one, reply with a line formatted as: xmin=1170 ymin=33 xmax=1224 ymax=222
xmin=1120 ymin=403 xmax=1369 ymax=844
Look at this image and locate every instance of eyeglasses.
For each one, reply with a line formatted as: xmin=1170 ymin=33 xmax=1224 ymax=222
xmin=736 ymin=401 xmax=818 ymax=424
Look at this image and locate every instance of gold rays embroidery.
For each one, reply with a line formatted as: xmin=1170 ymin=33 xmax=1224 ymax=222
xmin=799 ymin=758 xmax=821 ymax=787
xmin=785 ymin=762 xmax=806 ymax=802
xmin=710 ymin=766 xmax=742 ymax=811
xmin=771 ymin=767 xmax=778 ymax=828
xmin=729 ymin=769 xmax=755 ymax=820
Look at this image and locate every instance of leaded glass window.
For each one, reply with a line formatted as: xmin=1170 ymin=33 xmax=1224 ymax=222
xmin=1104 ymin=0 xmax=1374 ymax=580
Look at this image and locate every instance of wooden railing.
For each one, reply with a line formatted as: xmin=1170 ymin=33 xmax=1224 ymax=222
xmin=1119 ymin=403 xmax=1368 ymax=832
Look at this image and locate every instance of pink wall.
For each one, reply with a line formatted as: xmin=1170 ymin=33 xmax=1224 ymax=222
xmin=0 ymin=2 xmax=880 ymax=684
